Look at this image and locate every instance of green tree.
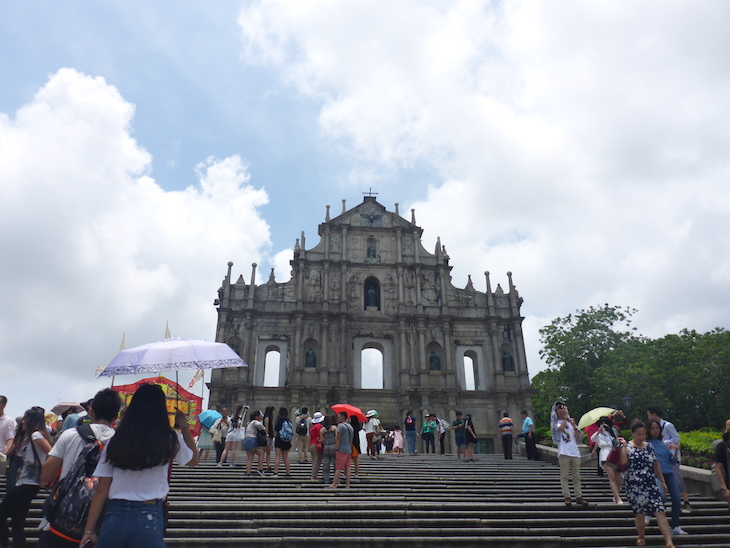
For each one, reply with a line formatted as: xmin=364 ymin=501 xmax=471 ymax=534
xmin=537 ymin=304 xmax=641 ymax=420
xmin=534 ymin=304 xmax=730 ymax=432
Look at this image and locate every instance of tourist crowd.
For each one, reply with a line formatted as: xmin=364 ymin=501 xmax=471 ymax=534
xmin=1 ymin=390 xmax=729 ymax=548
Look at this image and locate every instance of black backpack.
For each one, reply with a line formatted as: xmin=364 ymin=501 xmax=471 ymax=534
xmin=43 ymin=424 xmax=105 ymax=541
xmin=296 ymin=417 xmax=308 ymax=435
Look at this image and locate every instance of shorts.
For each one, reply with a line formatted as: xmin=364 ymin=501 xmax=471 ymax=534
xmin=275 ymin=438 xmax=292 ymax=451
xmin=335 ymin=451 xmax=352 ymax=471
xmin=226 ymin=428 xmax=245 ymax=443
xmin=243 ymin=437 xmax=258 ymax=451
xmin=454 ymin=437 xmax=467 ymax=448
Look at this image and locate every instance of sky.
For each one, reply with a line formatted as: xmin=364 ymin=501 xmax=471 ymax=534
xmin=2 ymin=1 xmax=730 ymax=419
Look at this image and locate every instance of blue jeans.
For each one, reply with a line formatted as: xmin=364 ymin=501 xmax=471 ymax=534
xmin=405 ymin=431 xmax=417 ymax=454
xmin=98 ymin=499 xmax=165 ymax=548
xmin=663 ymin=471 xmax=682 ymax=528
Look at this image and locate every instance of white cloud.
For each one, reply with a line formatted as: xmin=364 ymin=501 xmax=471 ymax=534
xmin=239 ymin=1 xmax=730 ymax=377
xmin=0 ymin=68 xmax=271 ymax=416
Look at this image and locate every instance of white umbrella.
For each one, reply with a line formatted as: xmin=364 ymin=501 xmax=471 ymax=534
xmin=99 ymin=336 xmax=246 ymax=377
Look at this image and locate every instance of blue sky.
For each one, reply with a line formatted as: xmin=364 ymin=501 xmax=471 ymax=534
xmin=2 ymin=1 xmax=730 ymax=417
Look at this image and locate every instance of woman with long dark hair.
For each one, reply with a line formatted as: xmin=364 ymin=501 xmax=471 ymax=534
xmin=273 ymin=407 xmax=292 ymax=476
xmin=243 ymin=410 xmax=266 ymax=476
xmin=646 ymin=419 xmax=685 ymax=535
xmin=80 ymin=383 xmax=198 ymax=548
xmin=464 ymin=414 xmax=477 ymax=461
xmin=263 ymin=405 xmax=275 ymax=473
xmin=221 ymin=404 xmax=245 ymax=467
xmin=0 ymin=406 xmax=52 ymax=548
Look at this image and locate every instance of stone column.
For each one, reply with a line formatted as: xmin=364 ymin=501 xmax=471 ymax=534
xmin=324 ymin=227 xmax=330 ymax=261
xmin=513 ymin=324 xmax=530 ymax=387
xmin=397 ymin=266 xmax=404 ymax=313
xmin=293 ymin=315 xmax=302 ymax=385
xmin=320 ymin=317 xmax=329 ymax=384
xmin=296 ymin=263 xmax=304 ymax=309
xmin=418 ymin=321 xmax=427 ymax=386
xmin=415 ymin=267 xmax=423 ymax=313
xmin=339 ymin=316 xmax=348 ymax=386
xmin=244 ymin=315 xmax=255 ymax=385
xmin=442 ymin=320 xmax=455 ymax=388
xmin=489 ymin=321 xmax=504 ymax=389
xmin=398 ymin=319 xmax=408 ymax=389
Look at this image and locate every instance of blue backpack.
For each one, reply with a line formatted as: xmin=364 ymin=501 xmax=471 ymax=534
xmin=279 ymin=420 xmax=293 ymax=442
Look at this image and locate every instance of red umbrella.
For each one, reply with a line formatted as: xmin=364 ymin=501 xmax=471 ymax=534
xmin=331 ymin=403 xmax=366 ymax=422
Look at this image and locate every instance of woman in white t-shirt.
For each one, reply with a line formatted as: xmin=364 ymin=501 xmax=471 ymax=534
xmin=0 ymin=406 xmax=52 ymax=548
xmin=551 ymin=401 xmax=588 ymax=507
xmin=80 ymin=384 xmax=199 ymax=548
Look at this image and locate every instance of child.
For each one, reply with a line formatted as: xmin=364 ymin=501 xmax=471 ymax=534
xmin=620 ymin=421 xmax=675 ymax=548
xmin=392 ymin=425 xmax=404 ymax=457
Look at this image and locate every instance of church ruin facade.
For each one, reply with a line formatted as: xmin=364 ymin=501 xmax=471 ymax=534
xmin=209 ymin=197 xmax=534 ymax=452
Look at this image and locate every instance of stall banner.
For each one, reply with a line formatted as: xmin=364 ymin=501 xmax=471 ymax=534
xmin=112 ymin=377 xmax=202 ymax=436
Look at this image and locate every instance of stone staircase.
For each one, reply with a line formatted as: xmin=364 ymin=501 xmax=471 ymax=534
xmin=7 ymin=453 xmax=730 ymax=547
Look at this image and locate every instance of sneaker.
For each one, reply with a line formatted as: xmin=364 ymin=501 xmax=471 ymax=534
xmin=645 ymin=516 xmax=651 ymax=525
xmin=216 ymin=463 xmax=222 ymax=467
xmin=256 ymin=469 xmax=265 ymax=476
xmin=671 ymin=526 xmax=688 ymax=536
xmin=682 ymin=502 xmax=692 ymax=514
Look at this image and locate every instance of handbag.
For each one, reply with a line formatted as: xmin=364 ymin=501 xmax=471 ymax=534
xmin=605 ymin=445 xmax=627 ymax=472
xmin=256 ymin=428 xmax=268 ymax=447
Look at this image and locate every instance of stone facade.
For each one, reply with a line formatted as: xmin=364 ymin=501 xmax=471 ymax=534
xmin=209 ymin=197 xmax=534 ymax=453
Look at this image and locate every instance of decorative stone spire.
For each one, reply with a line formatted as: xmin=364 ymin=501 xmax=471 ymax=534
xmin=395 ymin=203 xmax=399 ymax=216
xmin=268 ymin=267 xmax=276 ymax=284
xmin=342 ymin=199 xmax=346 ymax=214
xmin=326 ymin=205 xmax=330 ymax=222
xmin=411 ymin=208 xmax=416 ymax=224
xmin=484 ymin=271 xmax=494 ymax=315
xmin=247 ymin=263 xmax=257 ymax=308
xmin=465 ymin=274 xmax=474 ymax=292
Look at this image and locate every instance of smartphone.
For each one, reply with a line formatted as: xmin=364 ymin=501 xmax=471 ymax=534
xmin=81 ymin=539 xmax=94 ymax=548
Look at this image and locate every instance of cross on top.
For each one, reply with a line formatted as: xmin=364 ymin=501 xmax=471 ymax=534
xmin=363 ymin=188 xmax=378 ymax=197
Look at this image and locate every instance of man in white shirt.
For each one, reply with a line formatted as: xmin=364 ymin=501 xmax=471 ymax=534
xmin=0 ymin=395 xmax=19 ymax=490
xmin=38 ymin=389 xmax=122 ymax=548
xmin=0 ymin=395 xmax=15 ymax=456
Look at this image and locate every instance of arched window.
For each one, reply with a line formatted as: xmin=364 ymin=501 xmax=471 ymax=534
xmin=363 ymin=276 xmax=381 ymax=310
xmin=361 ymin=347 xmax=383 ymax=389
xmin=264 ymin=347 xmax=281 ymax=387
xmin=463 ymin=354 xmax=476 ymax=390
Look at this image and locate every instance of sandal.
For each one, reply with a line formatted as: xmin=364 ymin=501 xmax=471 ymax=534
xmin=636 ymin=538 xmax=646 ymax=546
xmin=564 ymin=497 xmax=572 ymax=507
xmin=576 ymin=497 xmax=590 ymax=506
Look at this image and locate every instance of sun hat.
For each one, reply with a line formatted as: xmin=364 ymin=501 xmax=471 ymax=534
xmin=311 ymin=411 xmax=325 ymax=423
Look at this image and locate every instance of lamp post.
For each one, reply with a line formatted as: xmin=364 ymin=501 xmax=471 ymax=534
xmin=622 ymin=395 xmax=632 ymax=411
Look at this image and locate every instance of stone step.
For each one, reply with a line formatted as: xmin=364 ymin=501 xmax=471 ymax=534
xmin=5 ymin=453 xmax=729 ymax=548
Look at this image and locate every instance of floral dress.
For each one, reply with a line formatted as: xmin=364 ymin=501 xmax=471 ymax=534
xmin=625 ymin=443 xmax=665 ymax=515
